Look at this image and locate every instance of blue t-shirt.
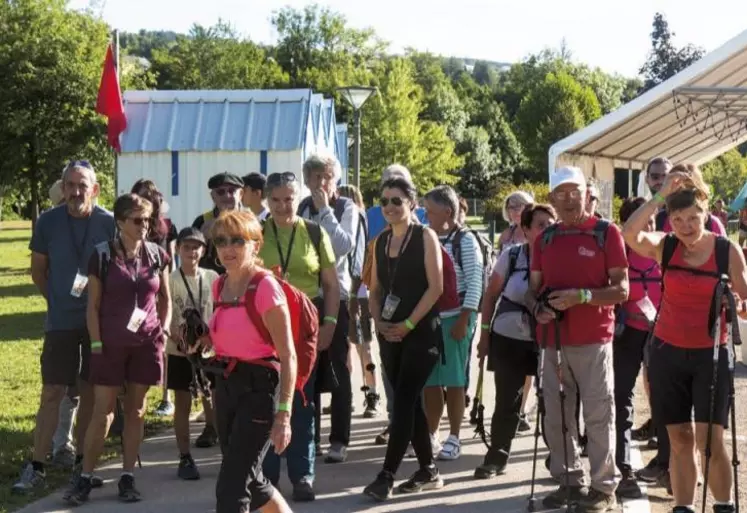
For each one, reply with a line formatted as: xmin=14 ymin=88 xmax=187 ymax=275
xmin=29 ymin=205 xmax=116 ymax=331
xmin=366 ymin=205 xmax=428 ymax=239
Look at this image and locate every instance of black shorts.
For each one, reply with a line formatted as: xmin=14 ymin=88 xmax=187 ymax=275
xmin=649 ymin=338 xmax=731 ymax=428
xmin=41 ymin=329 xmax=91 ymax=386
xmin=166 ymin=354 xmax=215 ymax=392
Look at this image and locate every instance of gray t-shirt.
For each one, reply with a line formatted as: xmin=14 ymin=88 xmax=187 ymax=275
xmin=491 ymin=244 xmax=533 ymax=341
xmin=29 ymin=205 xmax=116 ymax=331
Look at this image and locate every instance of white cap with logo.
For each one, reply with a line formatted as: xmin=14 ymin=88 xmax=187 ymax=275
xmin=550 ymin=166 xmax=586 ymax=192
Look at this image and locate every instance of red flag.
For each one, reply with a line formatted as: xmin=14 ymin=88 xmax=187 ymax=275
xmin=96 ymin=43 xmax=127 ymax=153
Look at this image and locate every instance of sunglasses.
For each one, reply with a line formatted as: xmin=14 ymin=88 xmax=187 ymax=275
xmin=380 ymin=197 xmax=405 ymax=207
xmin=266 ymin=172 xmax=297 ymax=185
xmin=213 ymin=236 xmax=249 ymax=248
xmin=214 ymin=187 xmax=239 ymax=197
xmin=129 ymin=217 xmax=150 ymax=226
xmin=66 ymin=160 xmax=93 ymax=170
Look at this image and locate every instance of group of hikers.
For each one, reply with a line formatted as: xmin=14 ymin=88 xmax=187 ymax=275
xmin=10 ymin=153 xmax=744 ymax=513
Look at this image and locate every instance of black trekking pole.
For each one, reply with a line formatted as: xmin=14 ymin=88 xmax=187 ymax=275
xmin=723 ymin=287 xmax=742 ymax=513
xmin=553 ymin=316 xmax=573 ymax=513
xmin=702 ymin=281 xmax=727 ymax=513
xmin=528 ymin=324 xmax=548 ymax=512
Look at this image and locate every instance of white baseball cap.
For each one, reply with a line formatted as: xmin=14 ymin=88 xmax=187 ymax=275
xmin=550 ymin=166 xmax=586 ymax=192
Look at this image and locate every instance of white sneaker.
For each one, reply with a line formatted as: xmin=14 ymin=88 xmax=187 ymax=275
xmin=430 ymin=433 xmax=443 ymax=456
xmin=438 ymin=435 xmax=461 ymax=461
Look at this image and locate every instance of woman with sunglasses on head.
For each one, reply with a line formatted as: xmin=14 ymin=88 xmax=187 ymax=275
xmin=64 ymin=194 xmax=172 ymax=505
xmin=194 ymin=210 xmax=296 ymax=513
xmin=260 ymin=172 xmax=339 ymax=503
xmin=497 ymin=191 xmax=533 ymax=253
xmin=363 ymin=177 xmax=445 ymax=501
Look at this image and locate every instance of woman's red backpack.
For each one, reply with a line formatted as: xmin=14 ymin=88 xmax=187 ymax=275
xmin=214 ymin=271 xmax=319 ymax=401
xmin=437 ymin=245 xmax=461 ymax=313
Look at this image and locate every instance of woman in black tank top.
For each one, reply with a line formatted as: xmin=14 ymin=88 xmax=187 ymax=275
xmin=363 ymin=177 xmax=445 ymax=501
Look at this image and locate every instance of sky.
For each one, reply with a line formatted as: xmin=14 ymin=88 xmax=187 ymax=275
xmin=70 ymin=0 xmax=747 ymax=78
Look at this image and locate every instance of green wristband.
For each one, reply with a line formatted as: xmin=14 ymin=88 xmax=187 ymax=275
xmin=91 ymin=341 xmax=102 ymax=349
xmin=277 ymin=402 xmax=291 ymax=413
xmin=481 ymin=323 xmax=491 ymax=331
xmin=653 ymin=192 xmax=665 ymax=204
xmin=323 ymin=315 xmax=337 ymax=325
xmin=404 ymin=318 xmax=415 ymax=330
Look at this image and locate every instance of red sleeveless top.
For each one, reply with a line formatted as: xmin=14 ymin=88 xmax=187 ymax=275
xmin=654 ymin=242 xmax=726 ymax=349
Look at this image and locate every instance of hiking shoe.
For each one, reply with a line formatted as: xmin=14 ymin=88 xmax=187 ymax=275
xmin=430 ymin=433 xmax=443 ymax=456
xmin=542 ymin=485 xmax=589 ymax=509
xmin=713 ymin=505 xmax=736 ymax=513
xmin=177 ymin=454 xmax=200 ymax=480
xmin=672 ymin=507 xmax=696 ymax=513
xmin=437 ymin=435 xmax=461 ymax=461
xmin=63 ymin=474 xmax=92 ymax=506
xmin=659 ymin=471 xmax=672 ymax=495
xmin=154 ymin=400 xmax=174 ymax=416
xmin=577 ymin=488 xmax=617 ymax=512
xmin=322 ymin=405 xmax=332 ymax=415
xmin=397 ymin=465 xmax=444 ymax=494
xmin=517 ymin=414 xmax=532 ymax=432
xmin=616 ymin=475 xmax=643 ymax=499
xmin=631 ymin=418 xmax=652 ymax=441
xmin=11 ymin=462 xmax=45 ymax=495
xmin=52 ymin=445 xmax=77 ymax=469
xmin=70 ymin=463 xmax=103 ymax=489
xmin=580 ymin=434 xmax=589 ymax=457
xmin=474 ymin=461 xmax=507 ymax=479
xmin=363 ymin=471 xmax=394 ymax=502
xmin=117 ymin=474 xmax=141 ymax=502
xmin=375 ymin=426 xmax=390 ymax=445
xmin=636 ymin=458 xmax=665 ymax=483
xmin=325 ymin=443 xmax=348 ymax=463
xmin=363 ymin=392 xmax=380 ymax=418
xmin=195 ymin=425 xmax=218 ymax=448
xmin=292 ymin=477 xmax=315 ymax=502
xmin=647 ymin=436 xmax=659 ymax=449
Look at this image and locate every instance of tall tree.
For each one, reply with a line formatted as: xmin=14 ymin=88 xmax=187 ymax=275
xmin=639 ymin=13 xmax=705 ymax=93
xmin=515 ymin=70 xmax=602 ymax=180
xmin=456 ymin=126 xmax=499 ymax=199
xmin=360 ymin=58 xmax=463 ymax=196
xmin=701 ymin=148 xmax=747 ymax=204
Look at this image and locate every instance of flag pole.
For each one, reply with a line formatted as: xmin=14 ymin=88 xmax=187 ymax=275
xmin=112 ymin=29 xmax=120 ymax=197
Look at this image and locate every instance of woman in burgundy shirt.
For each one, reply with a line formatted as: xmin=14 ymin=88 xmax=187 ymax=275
xmin=623 ymin=164 xmax=747 ymax=513
xmin=64 ymin=194 xmax=172 ymax=505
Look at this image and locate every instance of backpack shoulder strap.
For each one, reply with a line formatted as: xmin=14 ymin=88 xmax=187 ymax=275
xmin=304 ymin=219 xmax=323 ymax=286
xmin=592 ymin=218 xmax=611 ymax=249
xmin=661 ymin=233 xmax=679 ymax=274
xmin=213 ymin=274 xmax=226 ymax=302
xmin=714 ymin=236 xmax=731 ymax=278
xmin=144 ymin=241 xmax=162 ymax=270
xmin=451 ymin=227 xmax=465 ymax=270
xmin=297 ymin=196 xmax=313 ymax=217
xmin=243 ymin=271 xmax=273 ymax=342
xmin=541 ymin=224 xmax=560 ymax=248
xmin=95 ymin=241 xmax=112 ymax=286
xmin=655 ymin=209 xmax=667 ymax=231
xmin=706 ymin=214 xmax=714 ymax=233
xmin=333 ymin=197 xmax=349 ymax=222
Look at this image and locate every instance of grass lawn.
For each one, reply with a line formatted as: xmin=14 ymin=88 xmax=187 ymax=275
xmin=0 ymin=220 xmax=171 ymax=513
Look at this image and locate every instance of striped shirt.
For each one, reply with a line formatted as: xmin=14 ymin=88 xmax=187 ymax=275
xmin=441 ymin=229 xmax=484 ymax=317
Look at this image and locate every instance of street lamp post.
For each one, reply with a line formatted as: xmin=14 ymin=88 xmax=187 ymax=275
xmin=337 ymin=86 xmax=376 ymax=189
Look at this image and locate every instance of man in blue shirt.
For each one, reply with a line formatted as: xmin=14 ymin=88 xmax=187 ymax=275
xmin=13 ymin=161 xmax=115 ymax=494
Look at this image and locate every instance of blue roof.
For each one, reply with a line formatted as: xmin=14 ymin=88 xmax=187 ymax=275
xmin=120 ymin=89 xmax=322 ymax=153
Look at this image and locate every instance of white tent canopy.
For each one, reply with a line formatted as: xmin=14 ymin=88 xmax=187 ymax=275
xmin=549 ymin=29 xmax=747 ymax=213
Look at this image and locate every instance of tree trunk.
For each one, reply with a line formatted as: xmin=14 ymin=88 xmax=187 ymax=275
xmin=29 ymin=138 xmax=39 ymax=231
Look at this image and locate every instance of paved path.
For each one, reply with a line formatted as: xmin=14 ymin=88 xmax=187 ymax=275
xmin=18 ymin=346 xmax=653 ymax=513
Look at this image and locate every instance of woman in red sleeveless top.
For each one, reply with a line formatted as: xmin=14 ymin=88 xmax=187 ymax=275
xmin=622 ymin=164 xmax=747 ymax=513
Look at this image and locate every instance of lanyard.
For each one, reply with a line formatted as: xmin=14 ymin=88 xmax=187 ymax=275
xmin=67 ymin=211 xmax=92 ymax=270
xmin=118 ymin=238 xmax=143 ymax=306
xmin=271 ymin=219 xmax=298 ymax=277
xmin=179 ymin=268 xmax=203 ymax=311
xmin=385 ymin=224 xmax=414 ymax=293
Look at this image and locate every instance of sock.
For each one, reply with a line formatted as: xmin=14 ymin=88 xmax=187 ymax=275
xmin=368 ymin=386 xmax=378 ymax=396
xmin=31 ymin=460 xmax=45 ymax=473
xmin=75 ymin=454 xmax=83 ymax=465
xmin=714 ymin=502 xmax=734 ymax=506
xmin=179 ymin=453 xmax=191 ymax=460
xmin=121 ymin=471 xmax=134 ymax=478
xmin=80 ymin=473 xmax=91 ymax=480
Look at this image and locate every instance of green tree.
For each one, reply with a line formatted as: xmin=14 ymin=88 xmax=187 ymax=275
xmin=639 ymin=13 xmax=705 ymax=93
xmin=515 ymin=71 xmax=602 ymax=179
xmin=150 ymin=21 xmax=288 ymax=90
xmin=360 ymin=58 xmax=464 ymax=196
xmin=0 ymin=0 xmax=113 ymax=223
xmin=701 ymin=149 xmax=747 ymax=205
xmin=456 ymin=126 xmax=499 ymax=199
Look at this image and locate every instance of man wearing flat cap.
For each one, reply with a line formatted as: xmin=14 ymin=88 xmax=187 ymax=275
xmin=192 ymin=172 xmax=245 ymax=274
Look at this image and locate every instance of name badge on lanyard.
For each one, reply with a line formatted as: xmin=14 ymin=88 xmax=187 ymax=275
xmin=122 ymin=239 xmax=146 ymax=333
xmin=67 ymin=213 xmax=92 ymax=298
xmin=70 ymin=273 xmax=88 ymax=298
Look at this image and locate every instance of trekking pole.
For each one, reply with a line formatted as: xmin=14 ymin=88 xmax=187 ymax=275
xmin=723 ymin=287 xmax=742 ymax=513
xmin=527 ymin=325 xmax=548 ymax=512
xmin=702 ymin=280 xmax=726 ymax=513
xmin=553 ymin=317 xmax=572 ymax=513
xmin=473 ymin=357 xmax=490 ymax=449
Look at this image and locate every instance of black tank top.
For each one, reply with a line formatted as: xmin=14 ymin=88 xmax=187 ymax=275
xmin=375 ymin=224 xmax=435 ymax=324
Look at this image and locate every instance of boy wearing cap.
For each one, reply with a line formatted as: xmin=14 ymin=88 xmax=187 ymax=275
xmin=525 ymin=166 xmax=629 ymax=512
xmin=166 ymin=227 xmax=220 ymax=480
xmin=242 ymin=172 xmax=270 ymax=222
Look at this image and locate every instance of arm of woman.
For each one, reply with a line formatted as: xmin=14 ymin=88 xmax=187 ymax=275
xmin=157 ymin=268 xmax=173 ymax=338
xmin=476 ymin=270 xmax=504 ymax=359
xmin=263 ymin=303 xmax=296 ymax=453
xmin=401 ymin=227 xmax=443 ymax=329
xmin=168 ymin=240 xmax=177 ymax=272
xmin=319 ymin=266 xmax=340 ymax=351
xmin=87 ymin=274 xmax=103 ymax=352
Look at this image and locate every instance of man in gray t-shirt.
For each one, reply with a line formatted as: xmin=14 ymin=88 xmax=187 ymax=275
xmin=13 ymin=161 xmax=115 ymax=494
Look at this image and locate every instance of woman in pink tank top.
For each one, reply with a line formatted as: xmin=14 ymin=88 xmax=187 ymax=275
xmin=622 ymin=164 xmax=747 ymax=513
xmin=198 ymin=210 xmax=296 ymax=513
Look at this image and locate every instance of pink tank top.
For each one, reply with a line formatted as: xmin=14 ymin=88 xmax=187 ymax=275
xmin=209 ymin=274 xmax=286 ymax=362
xmin=623 ymin=249 xmax=662 ymax=332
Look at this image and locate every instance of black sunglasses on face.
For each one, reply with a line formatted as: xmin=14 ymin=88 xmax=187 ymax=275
xmin=213 ymin=236 xmax=248 ymax=248
xmin=129 ymin=217 xmax=150 ymax=226
xmin=214 ymin=187 xmax=239 ymax=197
xmin=380 ymin=197 xmax=405 ymax=207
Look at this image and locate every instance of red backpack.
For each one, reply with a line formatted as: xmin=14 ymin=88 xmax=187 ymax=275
xmin=214 ymin=270 xmax=319 ymax=401
xmin=437 ymin=245 xmax=461 ymax=313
